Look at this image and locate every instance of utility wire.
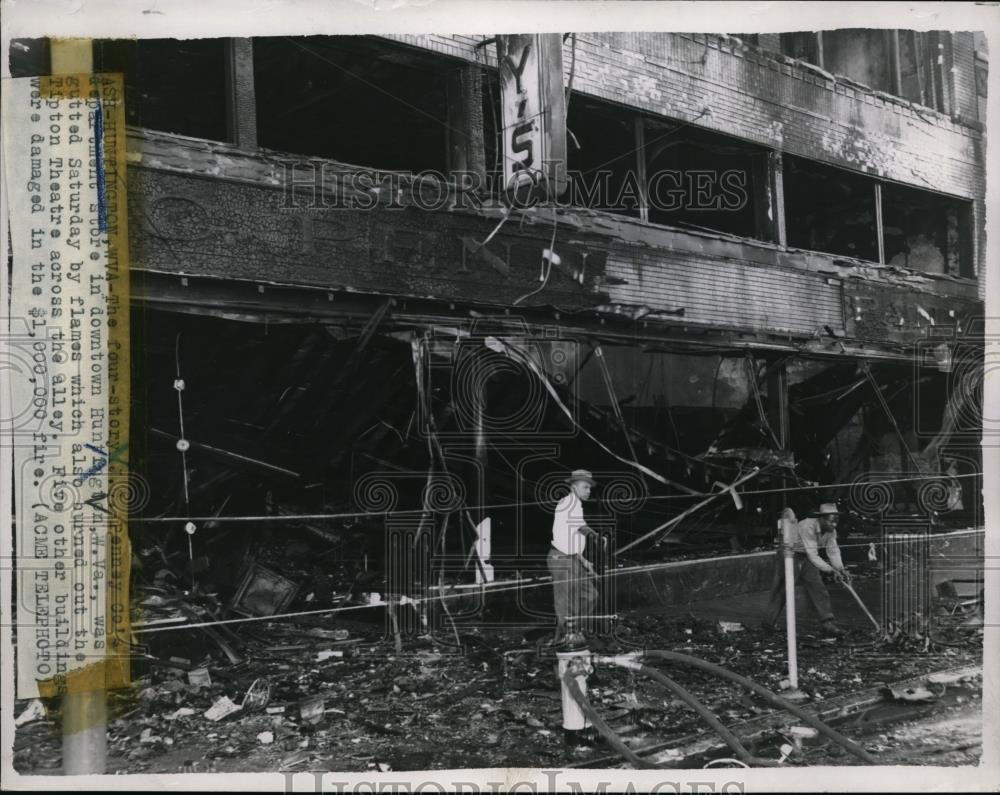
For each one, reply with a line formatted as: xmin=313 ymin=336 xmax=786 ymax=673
xmin=133 ymin=471 xmax=981 ymax=524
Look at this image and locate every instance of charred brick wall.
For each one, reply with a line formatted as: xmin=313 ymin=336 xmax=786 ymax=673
xmin=390 ymin=32 xmax=982 ymax=196
xmin=386 ymin=32 xmax=986 ymax=297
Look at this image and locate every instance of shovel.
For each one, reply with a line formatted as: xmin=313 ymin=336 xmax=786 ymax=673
xmin=838 ymin=578 xmax=880 ymax=632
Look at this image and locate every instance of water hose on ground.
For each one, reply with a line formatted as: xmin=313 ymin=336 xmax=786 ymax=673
xmin=623 ymin=661 xmax=782 ymax=767
xmin=561 ymin=672 xmax=656 ymax=769
xmin=637 ymin=650 xmax=877 ymax=765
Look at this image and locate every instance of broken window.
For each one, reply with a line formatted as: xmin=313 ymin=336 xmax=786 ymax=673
xmin=94 ymin=38 xmax=230 ymax=141
xmin=822 ymin=29 xmax=894 ymax=93
xmin=898 ymin=31 xmax=928 ymax=106
xmin=974 ymin=35 xmax=988 ymax=122
xmin=253 ymin=36 xmax=451 ymax=173
xmin=895 ymin=30 xmax=950 ymax=112
xmin=783 ymin=156 xmax=879 ymax=261
xmin=882 ymin=183 xmax=974 ymax=277
xmin=565 ymin=97 xmax=641 ymax=217
xmin=776 ymin=29 xmax=957 ymax=113
xmin=643 ymin=119 xmax=769 ymax=239
xmin=780 ymin=32 xmax=821 ymax=64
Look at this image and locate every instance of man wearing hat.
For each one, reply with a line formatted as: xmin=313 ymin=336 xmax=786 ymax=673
xmin=548 ymin=469 xmax=602 ymax=644
xmin=764 ymin=502 xmax=851 ymax=637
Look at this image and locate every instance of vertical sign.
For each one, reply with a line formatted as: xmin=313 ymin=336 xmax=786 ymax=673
xmin=496 ymin=34 xmax=568 ymax=202
xmin=2 ymin=73 xmax=130 ymax=699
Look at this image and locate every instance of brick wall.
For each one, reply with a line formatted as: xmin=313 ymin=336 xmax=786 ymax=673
xmin=384 ymin=32 xmax=986 ymax=297
xmin=389 ymin=32 xmax=982 ymax=194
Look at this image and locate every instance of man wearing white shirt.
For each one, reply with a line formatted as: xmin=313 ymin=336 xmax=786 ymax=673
xmin=547 ymin=469 xmax=600 ymax=643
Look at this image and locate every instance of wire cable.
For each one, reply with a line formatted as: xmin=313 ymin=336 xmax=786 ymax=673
xmin=133 ymin=471 xmax=982 ymax=524
xmin=513 ymin=205 xmax=559 ymax=306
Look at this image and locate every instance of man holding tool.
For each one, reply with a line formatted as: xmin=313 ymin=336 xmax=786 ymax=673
xmin=764 ymin=503 xmax=851 ymax=637
xmin=548 ymin=469 xmax=603 ymax=645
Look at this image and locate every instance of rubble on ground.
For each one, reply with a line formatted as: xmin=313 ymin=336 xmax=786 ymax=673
xmin=13 ymin=596 xmax=982 ymax=773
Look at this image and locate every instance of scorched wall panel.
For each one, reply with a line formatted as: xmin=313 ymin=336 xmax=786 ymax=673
xmin=603 ymin=251 xmax=844 ymax=334
xmin=388 ymin=33 xmax=983 ymax=200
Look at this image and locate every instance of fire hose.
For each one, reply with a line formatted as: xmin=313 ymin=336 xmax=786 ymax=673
xmin=602 ymin=658 xmax=782 ymax=767
xmin=561 ymin=672 xmax=656 ymax=769
xmin=635 ymin=650 xmax=877 ymax=765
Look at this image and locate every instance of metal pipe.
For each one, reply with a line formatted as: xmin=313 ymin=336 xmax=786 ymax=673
xmin=780 ymin=511 xmax=802 ymax=694
xmin=784 ymin=548 xmax=800 ymax=687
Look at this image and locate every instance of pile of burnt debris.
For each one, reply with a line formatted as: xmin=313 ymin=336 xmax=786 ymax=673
xmin=14 ymin=309 xmax=983 ymax=772
xmin=13 ymin=594 xmax=983 ymax=773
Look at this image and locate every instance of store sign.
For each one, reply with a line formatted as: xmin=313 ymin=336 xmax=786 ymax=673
xmin=496 ymin=34 xmax=567 ymax=203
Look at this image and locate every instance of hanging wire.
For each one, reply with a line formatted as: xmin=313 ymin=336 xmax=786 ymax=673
xmin=174 ymin=333 xmax=195 ymax=582
xmin=860 ymin=360 xmax=923 ymax=473
xmin=512 ymin=204 xmax=559 ymax=305
xmin=134 ymin=471 xmax=980 ymax=525
xmin=745 ymin=352 xmax=783 ymax=451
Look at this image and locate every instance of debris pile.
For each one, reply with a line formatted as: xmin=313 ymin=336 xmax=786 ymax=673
xmin=12 ymin=608 xmax=983 ymax=773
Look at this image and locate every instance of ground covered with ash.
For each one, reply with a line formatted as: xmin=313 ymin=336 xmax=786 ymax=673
xmin=13 ymin=608 xmax=982 ymax=773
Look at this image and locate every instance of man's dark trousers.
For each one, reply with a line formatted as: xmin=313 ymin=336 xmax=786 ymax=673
xmin=765 ymin=548 xmax=834 ymax=627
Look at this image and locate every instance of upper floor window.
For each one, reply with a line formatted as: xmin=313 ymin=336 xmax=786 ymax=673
xmin=487 ymin=88 xmax=777 ymax=242
xmin=566 ymin=96 xmax=642 ymax=219
xmin=785 ymin=157 xmax=879 ymax=261
xmin=253 ymin=36 xmax=452 ymax=174
xmin=882 ymin=183 xmax=974 ymax=278
xmin=974 ymin=32 xmax=989 ymax=122
xmin=780 ymin=32 xmax=821 ymax=65
xmin=642 ymin=118 xmax=770 ymax=240
xmin=94 ymin=38 xmax=230 ymax=141
xmin=822 ymin=29 xmax=894 ymax=94
xmin=777 ymin=29 xmax=957 ymax=114
xmin=784 ymin=154 xmax=974 ymax=277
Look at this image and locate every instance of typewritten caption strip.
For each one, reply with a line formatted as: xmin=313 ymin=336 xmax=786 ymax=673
xmin=3 ymin=72 xmax=130 ymax=701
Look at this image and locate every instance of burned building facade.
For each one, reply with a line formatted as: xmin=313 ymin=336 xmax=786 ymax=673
xmin=11 ymin=30 xmax=986 ymax=625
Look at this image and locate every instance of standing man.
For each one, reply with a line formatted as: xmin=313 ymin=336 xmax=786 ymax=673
xmin=548 ymin=469 xmax=601 ymax=644
xmin=765 ymin=503 xmax=851 ymax=637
